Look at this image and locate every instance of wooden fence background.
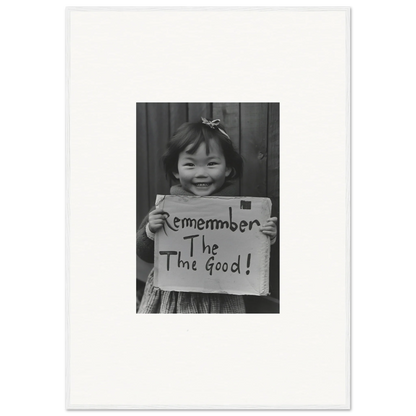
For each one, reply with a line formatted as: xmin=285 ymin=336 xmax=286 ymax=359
xmin=137 ymin=103 xmax=279 ymax=313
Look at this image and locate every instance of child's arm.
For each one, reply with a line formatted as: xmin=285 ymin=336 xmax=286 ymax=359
xmin=136 ymin=213 xmax=154 ymax=263
xmin=136 ymin=207 xmax=169 ymax=263
xmin=259 ymin=217 xmax=278 ymax=245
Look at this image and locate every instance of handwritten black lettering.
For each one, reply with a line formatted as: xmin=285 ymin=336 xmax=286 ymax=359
xmin=229 ymin=207 xmax=238 ymax=231
xmin=177 ymin=251 xmax=190 ymax=269
xmin=205 ymin=218 xmax=229 ymax=230
xmin=183 ymin=234 xmax=199 ymax=257
xmin=205 ymin=255 xmax=241 ymax=276
xmin=202 ymin=235 xmax=219 ymax=255
xmin=231 ymin=255 xmax=241 ymax=273
xmin=240 ymin=220 xmax=248 ymax=232
xmin=197 ymin=218 xmax=205 ymax=230
xmin=159 ymin=251 xmax=178 ymax=271
xmin=165 ymin=217 xmax=179 ymax=232
xmin=205 ymin=256 xmax=215 ymax=276
xmin=169 ymin=207 xmax=260 ymax=233
xmin=249 ymin=219 xmax=261 ymax=230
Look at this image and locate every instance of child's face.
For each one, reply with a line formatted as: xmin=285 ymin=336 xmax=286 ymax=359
xmin=174 ymin=140 xmax=231 ymax=196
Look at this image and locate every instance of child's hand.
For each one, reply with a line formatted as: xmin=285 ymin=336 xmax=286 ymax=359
xmin=148 ymin=208 xmax=169 ymax=233
xmin=259 ymin=217 xmax=278 ymax=240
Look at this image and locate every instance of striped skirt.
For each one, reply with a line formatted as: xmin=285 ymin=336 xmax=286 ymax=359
xmin=138 ymin=270 xmax=246 ymax=314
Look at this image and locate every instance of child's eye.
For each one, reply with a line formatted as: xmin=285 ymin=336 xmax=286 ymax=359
xmin=208 ymin=162 xmax=218 ymax=166
xmin=184 ymin=163 xmax=194 ymax=167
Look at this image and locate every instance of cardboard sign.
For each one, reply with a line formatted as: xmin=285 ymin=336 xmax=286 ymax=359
xmin=154 ymin=195 xmax=272 ymax=296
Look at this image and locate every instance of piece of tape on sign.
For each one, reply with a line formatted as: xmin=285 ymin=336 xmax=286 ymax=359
xmin=240 ymin=200 xmax=251 ymax=210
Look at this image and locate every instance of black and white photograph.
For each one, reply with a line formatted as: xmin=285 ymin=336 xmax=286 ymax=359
xmin=62 ymin=7 xmax=354 ymax=409
xmin=136 ymin=103 xmax=280 ymax=313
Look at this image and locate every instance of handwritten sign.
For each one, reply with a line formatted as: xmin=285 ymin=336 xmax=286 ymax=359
xmin=154 ymin=195 xmax=271 ymax=296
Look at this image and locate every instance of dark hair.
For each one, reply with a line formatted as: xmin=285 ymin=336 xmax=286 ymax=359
xmin=162 ymin=119 xmax=243 ymax=181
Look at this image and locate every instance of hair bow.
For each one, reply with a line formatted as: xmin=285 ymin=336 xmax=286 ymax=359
xmin=201 ymin=117 xmax=221 ymax=129
xmin=201 ymin=117 xmax=230 ymax=139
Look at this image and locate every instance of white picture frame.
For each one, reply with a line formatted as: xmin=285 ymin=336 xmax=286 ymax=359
xmin=66 ymin=7 xmax=350 ymax=409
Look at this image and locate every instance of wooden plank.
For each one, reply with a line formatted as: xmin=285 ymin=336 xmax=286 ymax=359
xmin=147 ymin=103 xmax=171 ymax=205
xmin=213 ymin=103 xmax=241 ymax=195
xmin=187 ymin=103 xmax=212 ymax=122
xmin=240 ymin=103 xmax=268 ymax=197
xmin=169 ymin=103 xmax=187 ymax=135
xmin=168 ymin=103 xmax=188 ymax=189
xmin=212 ymin=103 xmax=240 ymax=151
xmin=136 ymin=103 xmax=149 ymax=228
xmin=267 ymin=103 xmax=280 ymax=198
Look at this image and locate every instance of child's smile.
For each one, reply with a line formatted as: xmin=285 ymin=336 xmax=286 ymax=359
xmin=174 ymin=140 xmax=231 ymax=196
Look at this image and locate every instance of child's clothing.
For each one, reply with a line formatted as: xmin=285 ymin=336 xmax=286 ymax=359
xmin=136 ymin=182 xmax=246 ymax=313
